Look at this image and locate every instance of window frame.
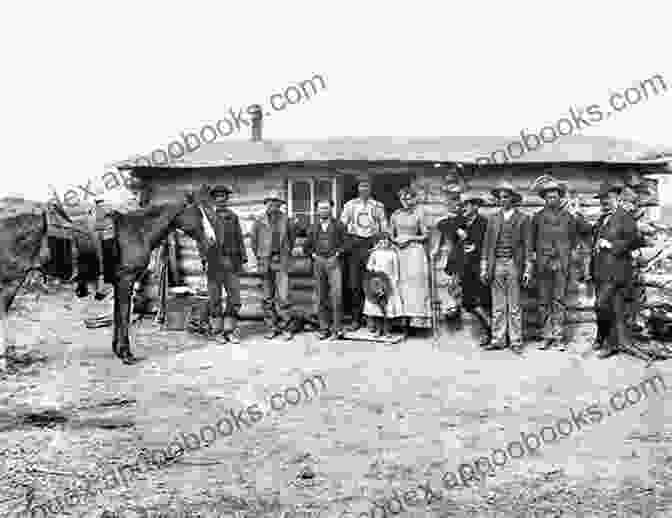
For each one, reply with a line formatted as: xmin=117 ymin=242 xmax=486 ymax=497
xmin=287 ymin=177 xmax=339 ymax=223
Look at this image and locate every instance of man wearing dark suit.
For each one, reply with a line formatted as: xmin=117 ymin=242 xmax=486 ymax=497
xmin=480 ymin=181 xmax=532 ymax=354
xmin=206 ymin=185 xmax=247 ymax=343
xmin=590 ymin=181 xmax=642 ymax=358
xmin=530 ymin=178 xmax=588 ymax=350
xmin=304 ymin=199 xmax=347 ymax=340
xmin=452 ymin=193 xmax=491 ymax=345
xmin=250 ymin=190 xmax=296 ymax=340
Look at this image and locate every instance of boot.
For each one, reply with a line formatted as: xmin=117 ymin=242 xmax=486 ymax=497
xmin=119 ymin=345 xmax=140 ymax=365
xmin=473 ymin=307 xmax=492 ymax=347
xmin=383 ymin=318 xmax=392 ymax=338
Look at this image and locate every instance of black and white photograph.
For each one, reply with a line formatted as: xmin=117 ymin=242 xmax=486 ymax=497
xmin=1 ymin=2 xmax=671 ymax=517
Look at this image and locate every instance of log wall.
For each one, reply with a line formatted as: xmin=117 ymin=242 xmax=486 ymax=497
xmin=136 ymin=163 xmax=665 ymax=330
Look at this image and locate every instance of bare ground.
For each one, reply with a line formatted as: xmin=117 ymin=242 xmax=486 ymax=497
xmin=1 ymin=286 xmax=671 ymax=518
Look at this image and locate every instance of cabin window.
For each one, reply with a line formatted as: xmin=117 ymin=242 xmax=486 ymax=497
xmin=287 ymin=177 xmax=338 ymax=226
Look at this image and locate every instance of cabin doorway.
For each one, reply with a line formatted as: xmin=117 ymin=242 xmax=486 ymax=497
xmin=340 ymin=172 xmax=415 ymax=320
xmin=341 ymin=173 xmax=416 ymax=217
xmin=371 ymin=173 xmax=415 ymax=217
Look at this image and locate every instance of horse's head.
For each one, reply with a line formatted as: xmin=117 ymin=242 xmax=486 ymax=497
xmin=174 ymin=185 xmax=218 ymax=255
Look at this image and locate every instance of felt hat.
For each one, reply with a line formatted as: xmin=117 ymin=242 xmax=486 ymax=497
xmin=443 ymin=183 xmax=463 ymax=198
xmin=264 ymin=190 xmax=286 ymax=204
xmin=491 ymin=180 xmax=522 ymax=203
xmin=461 ymin=192 xmax=486 ymax=205
xmin=594 ymin=181 xmax=623 ymax=199
xmin=533 ymin=176 xmax=568 ymax=198
xmin=211 ymin=184 xmax=233 ymax=197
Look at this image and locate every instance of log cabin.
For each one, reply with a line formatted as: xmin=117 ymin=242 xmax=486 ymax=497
xmin=114 ymin=117 xmax=672 ymax=340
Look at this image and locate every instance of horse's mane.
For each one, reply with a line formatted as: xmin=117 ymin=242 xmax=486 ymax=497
xmin=113 ymin=202 xmax=183 ymax=224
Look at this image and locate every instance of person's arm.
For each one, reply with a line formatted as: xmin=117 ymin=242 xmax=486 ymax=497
xmin=304 ymin=224 xmax=315 ymax=257
xmin=522 ymin=214 xmax=534 ymax=278
xmin=529 ymin=212 xmax=538 ymax=268
xmin=340 ymin=201 xmax=352 ymax=231
xmin=167 ymin=231 xmax=179 ymax=284
xmin=286 ymin=217 xmax=296 ymax=251
xmin=378 ymin=203 xmax=389 ymax=234
xmin=335 ymin=222 xmax=346 ymax=256
xmin=391 ymin=251 xmax=400 ymax=285
xmin=480 ymin=217 xmax=492 ymax=281
xmin=250 ymin=220 xmax=259 ymax=260
xmin=232 ymin=214 xmax=247 ymax=265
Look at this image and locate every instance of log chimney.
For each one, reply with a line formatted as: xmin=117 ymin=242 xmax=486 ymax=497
xmin=250 ymin=104 xmax=263 ymax=141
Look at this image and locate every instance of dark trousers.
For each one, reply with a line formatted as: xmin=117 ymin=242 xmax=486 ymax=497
xmin=595 ymin=281 xmax=630 ymax=350
xmin=207 ymin=270 xmax=242 ymax=329
xmin=346 ymin=236 xmax=375 ymax=323
xmin=260 ymin=256 xmax=291 ymax=331
xmin=537 ymin=266 xmax=568 ymax=341
xmin=313 ymin=255 xmax=343 ymax=333
xmin=461 ymin=268 xmax=491 ymax=312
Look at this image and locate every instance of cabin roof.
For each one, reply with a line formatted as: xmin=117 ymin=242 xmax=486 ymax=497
xmin=115 ymin=135 xmax=672 ymax=171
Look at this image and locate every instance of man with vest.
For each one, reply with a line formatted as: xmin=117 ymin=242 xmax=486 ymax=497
xmin=340 ymin=180 xmax=387 ymax=331
xmin=480 ymin=181 xmax=532 ymax=354
xmin=530 ymin=177 xmax=588 ymax=351
xmin=251 ymin=190 xmax=296 ymax=340
xmin=206 ymin=185 xmax=247 ymax=343
xmin=304 ymin=199 xmax=347 ymax=340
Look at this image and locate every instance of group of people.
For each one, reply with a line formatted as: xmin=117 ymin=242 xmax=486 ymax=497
xmin=78 ymin=175 xmax=649 ymax=359
xmin=297 ymin=176 xmax=648 ymax=359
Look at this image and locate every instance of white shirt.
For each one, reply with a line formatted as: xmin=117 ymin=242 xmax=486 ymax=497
xmin=502 ymin=208 xmax=515 ymax=221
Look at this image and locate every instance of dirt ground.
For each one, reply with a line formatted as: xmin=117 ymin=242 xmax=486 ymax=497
xmin=1 ymin=285 xmax=671 ymax=518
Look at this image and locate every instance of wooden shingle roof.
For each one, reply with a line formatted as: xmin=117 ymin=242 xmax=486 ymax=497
xmin=115 ymin=136 xmax=671 ymax=171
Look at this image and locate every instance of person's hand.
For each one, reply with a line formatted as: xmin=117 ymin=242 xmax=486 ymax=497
xmin=598 ymin=238 xmax=613 ymax=249
xmin=464 ymin=244 xmax=476 ymax=254
xmin=456 ymin=228 xmax=467 ymax=240
xmin=480 ymin=270 xmax=489 ymax=284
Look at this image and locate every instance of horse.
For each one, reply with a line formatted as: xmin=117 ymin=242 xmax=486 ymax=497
xmin=105 ymin=186 xmax=217 ymax=364
xmin=0 ymin=186 xmax=217 ymax=369
xmin=0 ymin=198 xmax=71 ymax=370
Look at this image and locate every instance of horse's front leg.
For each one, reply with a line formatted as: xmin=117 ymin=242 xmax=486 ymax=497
xmin=114 ymin=273 xmax=139 ymax=364
xmin=0 ymin=299 xmax=8 ymax=371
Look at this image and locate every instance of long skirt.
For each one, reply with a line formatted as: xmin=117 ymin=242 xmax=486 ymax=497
xmin=397 ymin=243 xmax=432 ymax=328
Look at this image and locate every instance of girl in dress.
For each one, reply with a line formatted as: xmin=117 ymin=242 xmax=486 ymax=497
xmin=363 ymin=232 xmax=404 ymax=337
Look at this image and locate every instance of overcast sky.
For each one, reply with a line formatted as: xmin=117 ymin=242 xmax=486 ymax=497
xmin=2 ymin=1 xmax=671 ymax=203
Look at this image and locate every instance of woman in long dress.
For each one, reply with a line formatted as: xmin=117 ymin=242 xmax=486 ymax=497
xmin=390 ymin=188 xmax=432 ymax=335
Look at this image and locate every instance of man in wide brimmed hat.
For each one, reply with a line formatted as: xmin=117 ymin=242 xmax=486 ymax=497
xmin=619 ymin=182 xmax=651 ymax=336
xmin=530 ymin=176 xmax=588 ymax=350
xmin=588 ymin=180 xmax=642 ymax=358
xmin=480 ymin=180 xmax=532 ymax=354
xmin=204 ymin=184 xmax=247 ymax=343
xmin=251 ymin=189 xmax=296 ymax=340
xmin=340 ymin=179 xmax=388 ymax=331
